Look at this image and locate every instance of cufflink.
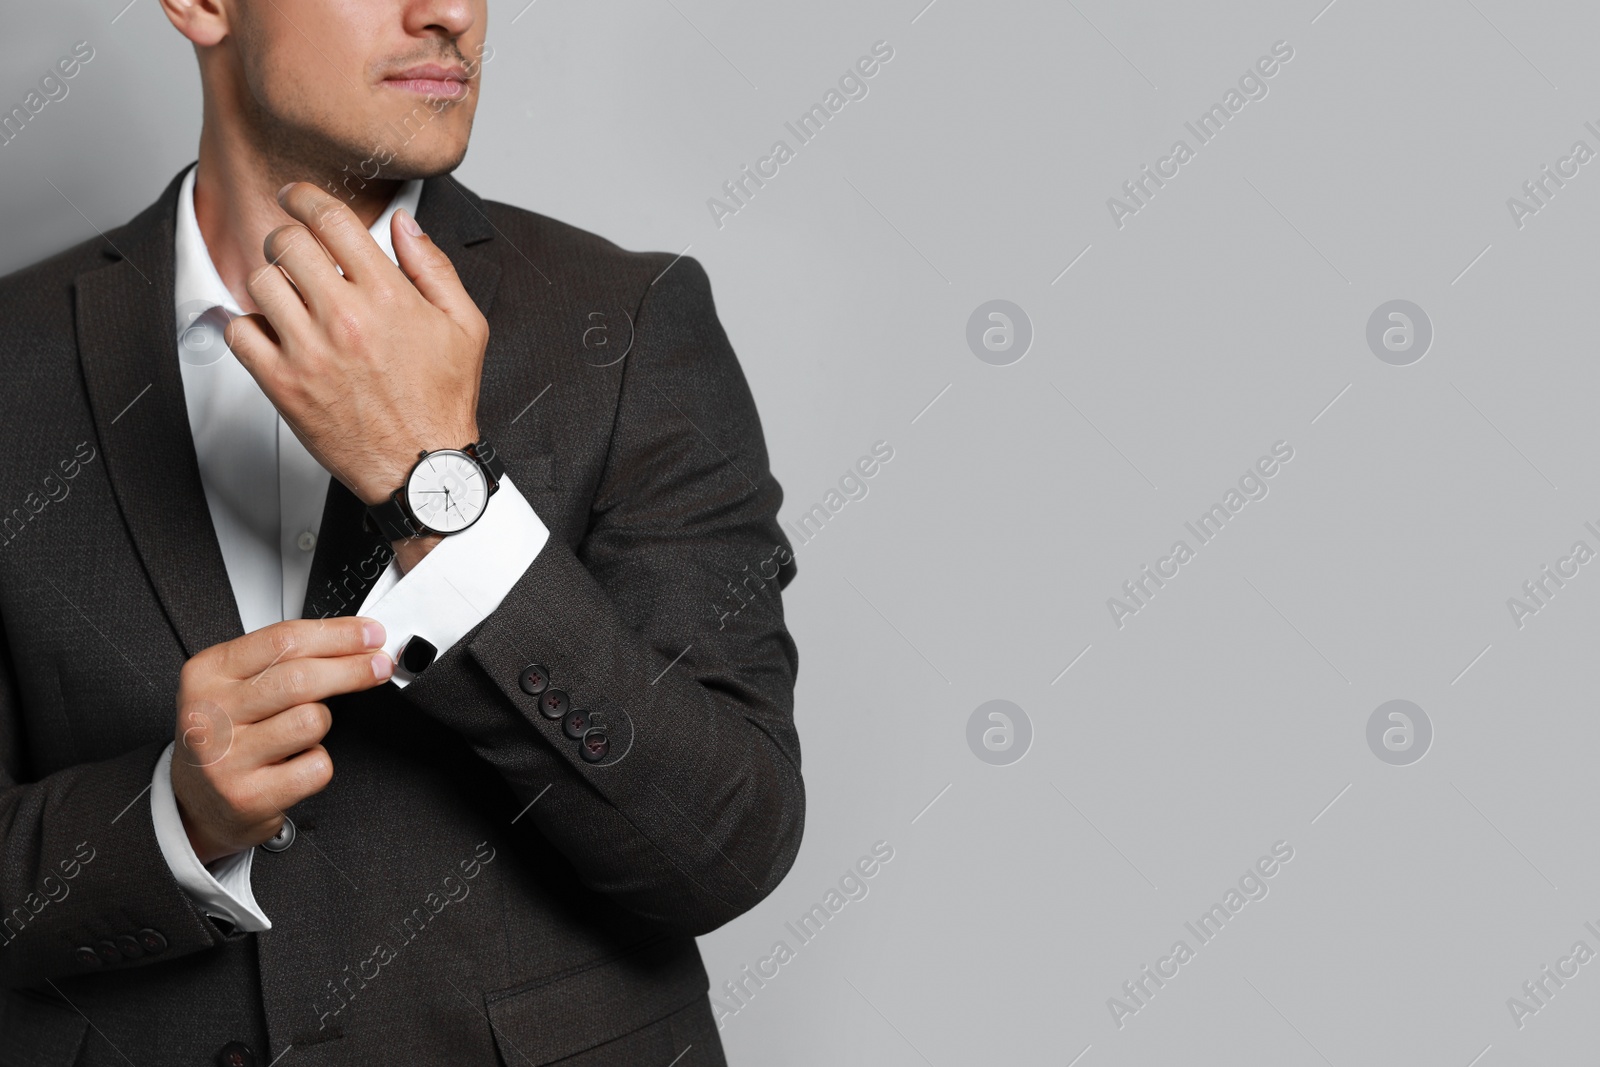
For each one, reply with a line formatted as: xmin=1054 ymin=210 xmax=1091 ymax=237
xmin=398 ymin=636 xmax=437 ymax=675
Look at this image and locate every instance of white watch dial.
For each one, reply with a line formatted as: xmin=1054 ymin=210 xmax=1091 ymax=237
xmin=405 ymin=450 xmax=488 ymax=534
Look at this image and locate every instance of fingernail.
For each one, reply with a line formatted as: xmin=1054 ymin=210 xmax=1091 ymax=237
xmin=363 ymin=620 xmax=386 ymax=648
xmin=397 ymin=208 xmax=423 ymax=238
xmin=372 ymin=652 xmax=393 ymax=680
xmin=276 ymin=182 xmax=295 ymax=203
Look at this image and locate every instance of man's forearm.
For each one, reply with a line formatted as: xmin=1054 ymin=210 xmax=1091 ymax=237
xmin=397 ymin=530 xmax=803 ymax=936
xmin=0 ymin=743 xmax=232 ymax=984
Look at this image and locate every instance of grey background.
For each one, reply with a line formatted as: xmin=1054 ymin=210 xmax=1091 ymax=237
xmin=6 ymin=0 xmax=1599 ymax=1063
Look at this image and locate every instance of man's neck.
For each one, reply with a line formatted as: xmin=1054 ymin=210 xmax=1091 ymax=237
xmin=192 ymin=117 xmax=401 ymax=315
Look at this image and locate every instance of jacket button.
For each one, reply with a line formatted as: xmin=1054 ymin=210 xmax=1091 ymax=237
xmin=260 ymin=817 xmax=296 ymax=853
xmin=580 ymin=730 xmax=610 ymax=763
xmin=562 ymin=708 xmax=592 ymax=740
xmin=114 ymin=934 xmax=144 ymax=960
xmin=539 ymin=688 xmax=569 ymax=720
xmin=94 ymin=940 xmax=120 ymax=965
xmin=215 ymin=1041 xmax=255 ymax=1067
xmin=137 ymin=928 xmax=168 ymax=954
xmin=518 ymin=663 xmax=550 ymax=696
xmin=74 ymin=946 xmax=101 ymax=968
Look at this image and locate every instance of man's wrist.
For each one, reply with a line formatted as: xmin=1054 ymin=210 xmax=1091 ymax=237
xmin=172 ymin=770 xmax=233 ymax=866
xmin=365 ymin=426 xmax=491 ymax=559
xmin=355 ymin=425 xmax=483 ymax=506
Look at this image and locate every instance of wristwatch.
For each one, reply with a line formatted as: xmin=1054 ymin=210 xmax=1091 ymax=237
xmin=363 ymin=439 xmax=505 ymax=541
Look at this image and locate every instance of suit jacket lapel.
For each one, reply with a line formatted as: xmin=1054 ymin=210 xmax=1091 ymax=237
xmin=418 ymin=173 xmax=501 ymax=324
xmin=75 ymin=167 xmax=246 ymax=659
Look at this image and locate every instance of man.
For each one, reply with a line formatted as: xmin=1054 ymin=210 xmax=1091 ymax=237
xmin=0 ymin=0 xmax=802 ymax=1063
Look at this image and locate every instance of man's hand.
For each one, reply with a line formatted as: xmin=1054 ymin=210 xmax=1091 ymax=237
xmin=223 ymin=183 xmax=488 ymax=510
xmin=170 ymin=617 xmax=393 ymax=865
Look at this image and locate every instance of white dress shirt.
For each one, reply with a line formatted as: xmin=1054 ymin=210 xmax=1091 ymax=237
xmin=150 ymin=163 xmax=548 ymax=931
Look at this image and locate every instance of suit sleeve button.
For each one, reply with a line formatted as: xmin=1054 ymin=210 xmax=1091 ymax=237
xmin=580 ymin=730 xmax=610 ymax=763
xmin=94 ymin=940 xmax=120 ymax=965
xmin=137 ymin=928 xmax=168 ymax=954
xmin=562 ymin=708 xmax=591 ymax=740
xmin=74 ymin=946 xmax=102 ymax=968
xmin=215 ymin=1041 xmax=255 ymax=1067
xmin=114 ymin=934 xmax=144 ymax=960
xmin=518 ymin=663 xmax=550 ymax=696
xmin=539 ymin=688 xmax=569 ymax=720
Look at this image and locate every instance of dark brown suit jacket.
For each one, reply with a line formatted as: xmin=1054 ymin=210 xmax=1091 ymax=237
xmin=0 ymin=166 xmax=803 ymax=1066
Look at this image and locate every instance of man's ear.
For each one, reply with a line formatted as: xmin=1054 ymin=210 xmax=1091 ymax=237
xmin=158 ymin=0 xmax=231 ymax=48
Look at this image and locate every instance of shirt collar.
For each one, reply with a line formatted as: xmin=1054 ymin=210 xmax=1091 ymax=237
xmin=173 ymin=162 xmax=424 ymax=334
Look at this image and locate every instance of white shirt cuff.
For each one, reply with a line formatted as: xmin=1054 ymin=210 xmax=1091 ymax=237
xmin=150 ymin=742 xmax=272 ymax=932
xmin=357 ymin=473 xmax=547 ymax=688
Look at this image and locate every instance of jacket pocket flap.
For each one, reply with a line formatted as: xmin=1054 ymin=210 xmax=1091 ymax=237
xmin=0 ymin=988 xmax=89 ymax=1067
xmin=485 ymin=936 xmax=707 ymax=1065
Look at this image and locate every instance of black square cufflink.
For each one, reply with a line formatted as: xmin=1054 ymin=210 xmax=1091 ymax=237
xmin=397 ymin=636 xmax=437 ymax=675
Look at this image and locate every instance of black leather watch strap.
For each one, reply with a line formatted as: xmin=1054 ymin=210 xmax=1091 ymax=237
xmin=466 ymin=439 xmax=505 ymax=491
xmin=364 ymin=489 xmax=418 ymax=542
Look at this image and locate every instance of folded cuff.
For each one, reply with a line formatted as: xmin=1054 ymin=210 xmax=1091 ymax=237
xmin=149 ymin=742 xmax=271 ymax=933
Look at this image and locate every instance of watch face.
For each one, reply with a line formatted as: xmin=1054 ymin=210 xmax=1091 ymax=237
xmin=405 ymin=450 xmax=488 ymax=534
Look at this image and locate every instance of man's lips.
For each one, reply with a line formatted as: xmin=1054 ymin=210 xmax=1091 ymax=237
xmin=382 ymin=65 xmax=470 ymax=97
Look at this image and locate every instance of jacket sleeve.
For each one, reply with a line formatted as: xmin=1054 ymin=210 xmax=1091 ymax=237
xmin=0 ymin=611 xmax=234 ymax=987
xmin=398 ymin=254 xmax=803 ymax=937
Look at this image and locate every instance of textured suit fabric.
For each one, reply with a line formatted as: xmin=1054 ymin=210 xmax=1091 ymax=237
xmin=0 ymin=166 xmax=802 ymax=1066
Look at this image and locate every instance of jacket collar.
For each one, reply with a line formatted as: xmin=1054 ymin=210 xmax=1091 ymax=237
xmin=73 ymin=164 xmax=501 ymax=657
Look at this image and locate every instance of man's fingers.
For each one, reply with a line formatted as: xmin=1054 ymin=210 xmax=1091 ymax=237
xmin=229 ymin=648 xmax=392 ymax=723
xmin=392 ymin=208 xmax=484 ymax=333
xmin=244 ymin=259 xmax=311 ymax=342
xmin=223 ymin=312 xmax=280 ymax=374
xmin=277 ymin=182 xmax=388 ymax=283
xmin=220 ymin=616 xmax=385 ymax=681
xmin=263 ymin=223 xmax=343 ymax=317
xmin=240 ymin=701 xmax=333 ymax=767
xmin=249 ymin=743 xmax=336 ymax=815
